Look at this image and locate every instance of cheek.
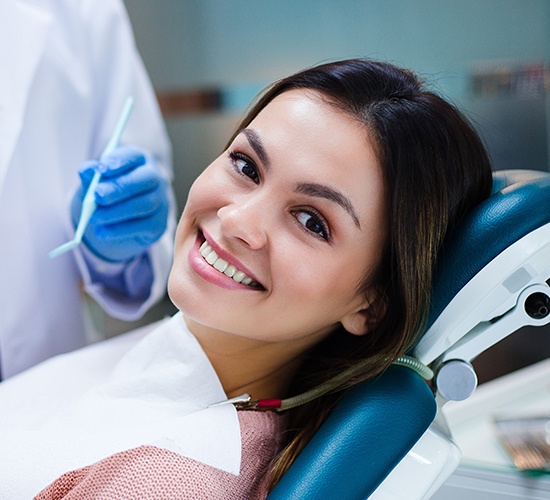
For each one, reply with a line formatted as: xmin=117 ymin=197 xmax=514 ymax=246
xmin=184 ymin=165 xmax=230 ymax=216
xmin=184 ymin=173 xmax=211 ymax=211
xmin=278 ymin=250 xmax=362 ymax=309
xmin=167 ymin=270 xmax=180 ymax=306
xmin=167 ymin=242 xmax=203 ymax=317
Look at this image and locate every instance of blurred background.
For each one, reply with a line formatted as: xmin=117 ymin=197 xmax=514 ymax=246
xmin=123 ymin=0 xmax=550 ymax=210
xmin=99 ymin=0 xmax=550 ymax=381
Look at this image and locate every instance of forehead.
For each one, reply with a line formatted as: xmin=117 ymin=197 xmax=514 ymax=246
xmin=248 ymin=89 xmax=374 ymax=163
xmin=253 ymin=89 xmax=355 ymax=130
xmin=245 ymin=90 xmax=385 ymax=223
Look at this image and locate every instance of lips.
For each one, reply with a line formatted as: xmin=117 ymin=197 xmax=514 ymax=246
xmin=198 ymin=233 xmax=265 ymax=290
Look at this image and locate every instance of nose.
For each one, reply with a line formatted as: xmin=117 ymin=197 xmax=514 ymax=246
xmin=217 ymin=196 xmax=269 ymax=250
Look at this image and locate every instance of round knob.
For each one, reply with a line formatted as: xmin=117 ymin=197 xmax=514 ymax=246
xmin=524 ymin=292 xmax=550 ymax=319
xmin=436 ymin=359 xmax=478 ymax=402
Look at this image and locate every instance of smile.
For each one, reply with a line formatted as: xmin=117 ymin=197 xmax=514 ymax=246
xmin=199 ymin=241 xmax=263 ymax=289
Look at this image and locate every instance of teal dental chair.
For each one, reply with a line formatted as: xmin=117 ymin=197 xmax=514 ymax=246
xmin=268 ymin=169 xmax=550 ymax=500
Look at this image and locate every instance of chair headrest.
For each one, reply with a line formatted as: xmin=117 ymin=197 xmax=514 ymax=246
xmin=427 ymin=169 xmax=550 ymax=332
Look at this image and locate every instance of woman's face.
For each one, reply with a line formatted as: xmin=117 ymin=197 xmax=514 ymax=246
xmin=169 ymin=89 xmax=387 ymax=354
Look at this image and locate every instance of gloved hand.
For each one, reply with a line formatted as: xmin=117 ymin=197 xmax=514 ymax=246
xmin=71 ymin=146 xmax=170 ymax=263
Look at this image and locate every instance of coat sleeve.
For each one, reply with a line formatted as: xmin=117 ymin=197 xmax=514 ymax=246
xmin=71 ymin=0 xmax=176 ymax=321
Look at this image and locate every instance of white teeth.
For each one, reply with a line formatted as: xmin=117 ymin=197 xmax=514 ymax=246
xmin=199 ymin=240 xmax=258 ymax=287
xmin=232 ymin=271 xmax=245 ymax=283
xmin=205 ymin=250 xmax=218 ymax=265
xmin=224 ymin=265 xmax=236 ymax=278
xmin=213 ymin=258 xmax=228 ymax=273
xmin=200 ymin=242 xmax=211 ymax=257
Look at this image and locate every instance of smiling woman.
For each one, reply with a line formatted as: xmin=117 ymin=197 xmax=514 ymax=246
xmin=0 ymin=59 xmax=492 ymax=499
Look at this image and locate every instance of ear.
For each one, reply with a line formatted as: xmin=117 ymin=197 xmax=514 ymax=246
xmin=340 ymin=291 xmax=386 ymax=336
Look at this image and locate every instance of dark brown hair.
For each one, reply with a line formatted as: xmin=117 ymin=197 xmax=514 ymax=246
xmin=228 ymin=59 xmax=492 ymax=486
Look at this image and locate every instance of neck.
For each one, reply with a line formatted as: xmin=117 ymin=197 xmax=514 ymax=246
xmin=183 ymin=316 xmax=311 ymax=401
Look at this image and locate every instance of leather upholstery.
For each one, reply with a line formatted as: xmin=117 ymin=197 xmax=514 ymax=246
xmin=268 ymin=366 xmax=436 ymax=499
xmin=428 ymin=170 xmax=550 ymax=329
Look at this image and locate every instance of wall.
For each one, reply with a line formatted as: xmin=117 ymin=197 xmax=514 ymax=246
xmin=123 ymin=0 xmax=550 ymax=210
xmin=127 ymin=0 xmax=550 ymax=89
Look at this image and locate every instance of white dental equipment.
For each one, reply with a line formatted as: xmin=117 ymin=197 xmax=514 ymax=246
xmin=48 ymin=96 xmax=135 ymax=259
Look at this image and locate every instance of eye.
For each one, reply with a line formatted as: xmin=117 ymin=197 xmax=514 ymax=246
xmin=294 ymin=210 xmax=330 ymax=241
xmin=229 ymin=152 xmax=260 ymax=184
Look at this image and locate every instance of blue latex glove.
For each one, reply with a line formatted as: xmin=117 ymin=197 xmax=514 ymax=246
xmin=71 ymin=146 xmax=170 ymax=263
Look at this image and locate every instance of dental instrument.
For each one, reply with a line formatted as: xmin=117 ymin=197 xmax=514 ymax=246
xmin=208 ymin=354 xmax=433 ymax=411
xmin=48 ymin=97 xmax=135 ymax=259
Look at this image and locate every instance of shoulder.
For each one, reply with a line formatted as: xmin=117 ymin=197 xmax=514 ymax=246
xmin=238 ymin=410 xmax=288 ymax=460
xmin=236 ymin=410 xmax=288 ymax=496
xmin=36 ymin=412 xmax=288 ymax=500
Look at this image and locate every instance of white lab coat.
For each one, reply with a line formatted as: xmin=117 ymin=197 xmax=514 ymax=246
xmin=0 ymin=0 xmax=175 ymax=378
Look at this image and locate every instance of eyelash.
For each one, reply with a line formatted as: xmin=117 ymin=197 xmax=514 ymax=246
xmin=229 ymin=151 xmax=260 ymax=184
xmin=292 ymin=208 xmax=331 ymax=241
xmin=227 ymin=150 xmax=331 ymax=242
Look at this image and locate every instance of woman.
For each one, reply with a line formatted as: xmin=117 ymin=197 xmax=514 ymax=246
xmin=0 ymin=59 xmax=491 ymax=498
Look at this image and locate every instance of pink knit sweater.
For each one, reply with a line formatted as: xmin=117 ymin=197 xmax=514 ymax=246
xmin=35 ymin=410 xmax=287 ymax=500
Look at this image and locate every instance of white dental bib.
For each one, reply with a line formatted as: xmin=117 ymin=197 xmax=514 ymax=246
xmin=0 ymin=313 xmax=241 ymax=498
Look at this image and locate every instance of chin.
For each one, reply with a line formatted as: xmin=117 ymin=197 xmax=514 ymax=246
xmin=167 ymin=269 xmax=186 ymax=312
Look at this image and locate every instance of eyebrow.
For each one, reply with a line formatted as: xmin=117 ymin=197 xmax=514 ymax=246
xmin=296 ymin=182 xmax=361 ymax=228
xmin=240 ymin=128 xmax=360 ymax=228
xmin=241 ymin=128 xmax=270 ymax=169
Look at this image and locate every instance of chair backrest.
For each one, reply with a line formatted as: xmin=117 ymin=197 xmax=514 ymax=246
xmin=267 ymin=365 xmax=436 ymax=500
xmin=427 ymin=169 xmax=550 ymax=333
xmin=267 ymin=169 xmax=550 ymax=500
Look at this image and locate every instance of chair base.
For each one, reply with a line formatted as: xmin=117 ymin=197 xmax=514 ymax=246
xmin=371 ymin=418 xmax=461 ymax=500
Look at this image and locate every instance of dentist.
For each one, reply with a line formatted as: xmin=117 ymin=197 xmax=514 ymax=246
xmin=0 ymin=0 xmax=176 ymax=378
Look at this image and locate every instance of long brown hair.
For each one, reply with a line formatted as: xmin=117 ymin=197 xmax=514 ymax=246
xmin=228 ymin=59 xmax=492 ymax=487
